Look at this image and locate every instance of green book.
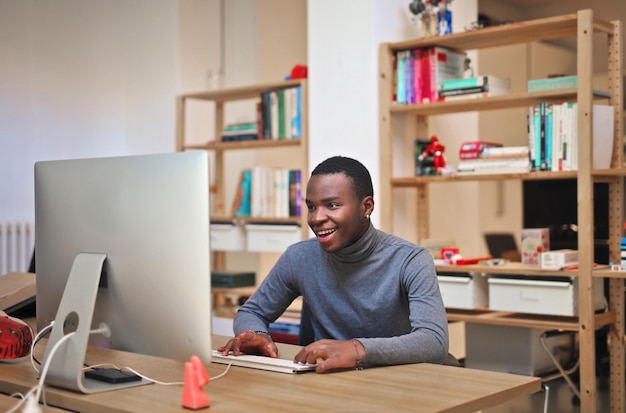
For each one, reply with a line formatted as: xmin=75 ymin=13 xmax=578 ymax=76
xmin=527 ymin=75 xmax=577 ymax=92
xmin=441 ymin=75 xmax=510 ymax=91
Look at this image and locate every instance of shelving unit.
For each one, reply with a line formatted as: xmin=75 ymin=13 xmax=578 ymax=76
xmin=176 ymin=79 xmax=309 ymax=306
xmin=379 ymin=10 xmax=623 ymax=413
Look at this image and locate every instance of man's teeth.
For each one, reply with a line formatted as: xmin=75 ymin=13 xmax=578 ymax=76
xmin=318 ymin=229 xmax=335 ymax=236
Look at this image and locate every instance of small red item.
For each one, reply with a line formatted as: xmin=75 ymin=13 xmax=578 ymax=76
xmin=0 ymin=311 xmax=33 ymax=359
xmin=290 ymin=64 xmax=308 ymax=80
xmin=182 ymin=355 xmax=210 ymax=410
xmin=453 ymin=256 xmax=493 ymax=265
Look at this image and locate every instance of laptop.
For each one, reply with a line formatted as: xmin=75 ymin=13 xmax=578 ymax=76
xmin=483 ymin=233 xmax=520 ymax=259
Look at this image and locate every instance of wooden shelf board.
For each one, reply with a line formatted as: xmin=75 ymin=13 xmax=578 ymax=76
xmin=436 ymin=263 xmax=590 ymax=277
xmin=211 ymin=216 xmax=302 ymax=225
xmin=180 ymin=79 xmax=304 ymax=102
xmin=593 ymin=269 xmax=626 ymax=279
xmin=388 ymin=89 xmax=610 ymax=116
xmin=391 ymin=170 xmax=578 ymax=186
xmin=385 ymin=12 xmax=612 ymax=52
xmin=446 ymin=308 xmax=616 ymax=331
xmin=185 ymin=138 xmax=302 ymax=152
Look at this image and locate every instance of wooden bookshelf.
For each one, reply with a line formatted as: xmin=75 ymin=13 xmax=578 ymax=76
xmin=379 ymin=10 xmax=623 ymax=413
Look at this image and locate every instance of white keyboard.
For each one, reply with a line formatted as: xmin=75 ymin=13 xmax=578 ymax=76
xmin=211 ymin=350 xmax=317 ymax=374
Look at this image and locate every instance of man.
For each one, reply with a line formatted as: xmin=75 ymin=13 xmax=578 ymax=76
xmin=218 ymin=156 xmax=449 ymax=373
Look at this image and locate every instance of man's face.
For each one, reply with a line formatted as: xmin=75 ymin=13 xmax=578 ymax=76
xmin=305 ymin=173 xmax=370 ymax=253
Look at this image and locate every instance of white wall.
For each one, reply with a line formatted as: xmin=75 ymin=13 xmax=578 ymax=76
xmin=0 ymin=0 xmax=178 ymax=222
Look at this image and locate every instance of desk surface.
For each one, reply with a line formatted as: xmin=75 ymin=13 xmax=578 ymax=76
xmin=0 ymin=335 xmax=540 ymax=413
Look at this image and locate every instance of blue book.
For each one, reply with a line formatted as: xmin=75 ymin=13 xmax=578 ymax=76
xmin=291 ymin=86 xmax=301 ymax=138
xmin=544 ymin=103 xmax=553 ymax=171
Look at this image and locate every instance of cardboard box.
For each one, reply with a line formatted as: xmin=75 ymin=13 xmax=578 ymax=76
xmin=540 ymin=249 xmax=578 ymax=270
xmin=437 ymin=273 xmax=488 ymax=309
xmin=211 ymin=271 xmax=256 ymax=289
xmin=488 ymin=275 xmax=605 ymax=317
xmin=521 ymin=228 xmax=550 ymax=266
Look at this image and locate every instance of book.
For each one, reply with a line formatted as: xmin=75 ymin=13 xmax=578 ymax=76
xmin=232 ymin=170 xmax=252 ymax=217
xmin=277 ymin=89 xmax=286 ymax=139
xmin=441 ymin=75 xmax=511 ymax=91
xmin=480 ymin=146 xmax=529 ymax=159
xmin=527 ymin=75 xmax=577 ymax=92
xmin=440 ymin=89 xmax=510 ymax=101
xmin=289 ymin=169 xmax=302 ymax=217
xmin=439 ymin=85 xmax=510 ymax=98
xmin=457 ymin=158 xmax=531 ymax=174
xmin=412 ymin=48 xmax=423 ymax=104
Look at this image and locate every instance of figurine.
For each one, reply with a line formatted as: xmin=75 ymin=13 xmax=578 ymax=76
xmin=419 ymin=135 xmax=446 ymax=172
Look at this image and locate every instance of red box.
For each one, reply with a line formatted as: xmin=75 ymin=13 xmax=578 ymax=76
xmin=459 ymin=141 xmax=502 ymax=160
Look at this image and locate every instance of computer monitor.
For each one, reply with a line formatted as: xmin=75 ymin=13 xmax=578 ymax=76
xmin=34 ymin=151 xmax=212 ymax=393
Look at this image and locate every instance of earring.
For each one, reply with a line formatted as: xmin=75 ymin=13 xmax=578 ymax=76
xmin=365 ymin=215 xmax=370 ymax=219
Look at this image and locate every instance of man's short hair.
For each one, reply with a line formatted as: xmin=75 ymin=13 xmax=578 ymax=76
xmin=311 ymin=156 xmax=374 ymax=200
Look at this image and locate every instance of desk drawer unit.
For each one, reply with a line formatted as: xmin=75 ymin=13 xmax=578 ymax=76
xmin=488 ymin=276 xmax=605 ymax=316
xmin=245 ymin=224 xmax=301 ymax=252
xmin=437 ymin=273 xmax=488 ymax=309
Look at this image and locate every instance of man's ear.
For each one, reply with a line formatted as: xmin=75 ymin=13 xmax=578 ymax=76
xmin=362 ymin=196 xmax=374 ymax=217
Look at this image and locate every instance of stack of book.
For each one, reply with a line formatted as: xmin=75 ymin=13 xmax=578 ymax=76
xmin=394 ymin=46 xmax=466 ymax=105
xmin=439 ymin=75 xmax=511 ymax=101
xmin=457 ymin=145 xmax=530 ymax=174
xmin=221 ymin=122 xmax=259 ymax=142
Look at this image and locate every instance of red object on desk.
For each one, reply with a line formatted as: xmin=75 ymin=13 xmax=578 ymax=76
xmin=182 ymin=355 xmax=210 ymax=410
xmin=454 ymin=256 xmax=493 ymax=265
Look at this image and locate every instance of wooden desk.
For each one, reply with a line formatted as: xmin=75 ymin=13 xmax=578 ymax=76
xmin=0 ymin=335 xmax=540 ymax=413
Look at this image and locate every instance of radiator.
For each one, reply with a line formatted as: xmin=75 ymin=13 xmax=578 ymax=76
xmin=0 ymin=221 xmax=35 ymax=274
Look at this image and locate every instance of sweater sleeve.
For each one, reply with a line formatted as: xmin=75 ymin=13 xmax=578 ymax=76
xmin=233 ymin=248 xmax=301 ymax=335
xmin=357 ymin=249 xmax=449 ymax=365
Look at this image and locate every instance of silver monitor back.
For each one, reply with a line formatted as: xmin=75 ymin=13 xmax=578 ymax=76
xmin=34 ymin=152 xmax=212 ymax=370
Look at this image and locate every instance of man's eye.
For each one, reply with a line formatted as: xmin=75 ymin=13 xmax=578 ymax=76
xmin=307 ymin=205 xmax=315 ymax=212
xmin=328 ymin=203 xmax=340 ymax=209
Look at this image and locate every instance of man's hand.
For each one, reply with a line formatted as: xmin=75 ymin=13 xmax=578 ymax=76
xmin=217 ymin=331 xmax=278 ymax=358
xmin=294 ymin=339 xmax=364 ymax=373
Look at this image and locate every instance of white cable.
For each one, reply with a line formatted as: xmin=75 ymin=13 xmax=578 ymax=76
xmin=32 ymin=332 xmax=75 ymax=407
xmin=30 ymin=321 xmax=55 ymax=374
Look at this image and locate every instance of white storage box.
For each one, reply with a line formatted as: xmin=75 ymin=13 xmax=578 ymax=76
xmin=245 ymin=224 xmax=301 ymax=252
xmin=437 ymin=273 xmax=488 ymax=309
xmin=210 ymin=223 xmax=246 ymax=251
xmin=488 ymin=276 xmax=605 ymax=316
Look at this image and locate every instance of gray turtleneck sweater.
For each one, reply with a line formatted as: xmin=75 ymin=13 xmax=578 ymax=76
xmin=233 ymin=223 xmax=449 ymax=366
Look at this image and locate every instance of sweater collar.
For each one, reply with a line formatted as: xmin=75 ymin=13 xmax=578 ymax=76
xmin=331 ymin=223 xmax=379 ymax=263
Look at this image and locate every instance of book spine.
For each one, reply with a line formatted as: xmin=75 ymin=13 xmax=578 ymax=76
xmin=277 ymin=89 xmax=286 ymax=139
xmin=412 ymin=48 xmax=423 ymax=104
xmin=532 ymin=105 xmax=542 ymax=170
xmin=527 ymin=107 xmax=536 ymax=169
xmin=396 ymin=51 xmax=406 ymax=104
xmin=404 ymin=50 xmax=415 ymax=105
xmin=421 ymin=47 xmax=432 ymax=103
xmin=527 ymin=75 xmax=577 ymax=92
xmin=441 ymin=76 xmax=486 ymax=90
xmin=289 ymin=170 xmax=302 ymax=217
xmin=544 ymin=103 xmax=553 ymax=171
xmin=291 ymin=86 xmax=301 ymax=138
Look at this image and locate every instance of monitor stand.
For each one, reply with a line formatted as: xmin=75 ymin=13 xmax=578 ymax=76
xmin=42 ymin=253 xmax=151 ymax=393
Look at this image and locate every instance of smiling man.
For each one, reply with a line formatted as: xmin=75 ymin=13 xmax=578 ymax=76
xmin=218 ymin=156 xmax=450 ymax=373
